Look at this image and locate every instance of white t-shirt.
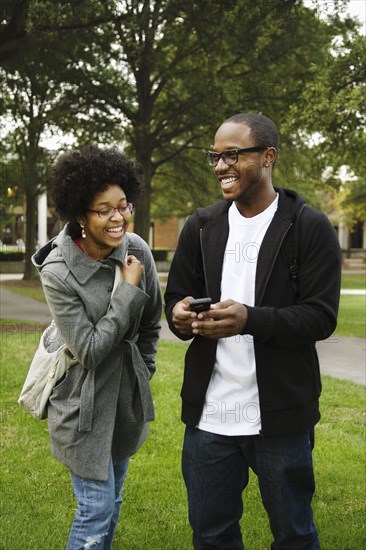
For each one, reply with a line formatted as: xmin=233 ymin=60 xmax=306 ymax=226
xmin=198 ymin=195 xmax=279 ymax=435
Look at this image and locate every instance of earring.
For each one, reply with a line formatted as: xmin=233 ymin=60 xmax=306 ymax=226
xmin=80 ymin=225 xmax=86 ymax=239
xmin=265 ymin=163 xmax=269 ymax=168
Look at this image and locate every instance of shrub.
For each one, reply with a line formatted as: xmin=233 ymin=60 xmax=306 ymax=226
xmin=151 ymin=249 xmax=169 ymax=262
xmin=0 ymin=251 xmax=25 ymax=261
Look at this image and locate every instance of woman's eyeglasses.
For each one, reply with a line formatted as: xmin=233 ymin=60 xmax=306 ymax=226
xmin=87 ymin=203 xmax=133 ymax=219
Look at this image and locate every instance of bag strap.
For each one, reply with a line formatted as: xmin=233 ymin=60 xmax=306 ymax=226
xmin=287 ymin=203 xmax=306 ymax=296
xmin=110 ymin=237 xmax=128 ymax=298
xmin=111 ymin=263 xmax=121 ymax=298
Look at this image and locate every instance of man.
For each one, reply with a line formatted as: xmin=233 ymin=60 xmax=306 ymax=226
xmin=165 ymin=113 xmax=341 ymax=549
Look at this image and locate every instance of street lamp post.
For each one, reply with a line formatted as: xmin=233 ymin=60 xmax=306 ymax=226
xmin=38 ymin=193 xmax=48 ymax=247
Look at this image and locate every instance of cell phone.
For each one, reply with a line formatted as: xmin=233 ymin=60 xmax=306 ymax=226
xmin=189 ymin=297 xmax=212 ymax=312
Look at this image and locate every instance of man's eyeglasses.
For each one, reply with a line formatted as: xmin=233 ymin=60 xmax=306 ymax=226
xmin=87 ymin=203 xmax=133 ymax=219
xmin=205 ymin=147 xmax=267 ymax=167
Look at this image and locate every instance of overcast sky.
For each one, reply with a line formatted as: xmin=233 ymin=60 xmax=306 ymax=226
xmin=345 ymin=0 xmax=365 ymax=34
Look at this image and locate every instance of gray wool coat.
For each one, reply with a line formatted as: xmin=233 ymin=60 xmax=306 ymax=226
xmin=32 ymin=224 xmax=162 ymax=481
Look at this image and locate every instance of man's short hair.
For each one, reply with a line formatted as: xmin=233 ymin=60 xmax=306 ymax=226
xmin=224 ymin=113 xmax=280 ymax=151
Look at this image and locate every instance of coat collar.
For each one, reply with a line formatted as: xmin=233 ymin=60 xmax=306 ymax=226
xmin=32 ymin=224 xmax=130 ymax=285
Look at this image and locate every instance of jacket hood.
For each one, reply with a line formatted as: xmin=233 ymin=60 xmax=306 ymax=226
xmin=196 ymin=187 xmax=305 ymax=227
xmin=32 ymin=223 xmax=130 ymax=284
xmin=32 ymin=236 xmax=59 ymax=269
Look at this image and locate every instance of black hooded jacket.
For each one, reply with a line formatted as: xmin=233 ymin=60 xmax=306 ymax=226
xmin=165 ymin=188 xmax=342 ymax=436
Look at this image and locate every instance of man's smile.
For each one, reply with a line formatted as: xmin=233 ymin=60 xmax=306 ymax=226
xmin=219 ymin=175 xmax=239 ymax=190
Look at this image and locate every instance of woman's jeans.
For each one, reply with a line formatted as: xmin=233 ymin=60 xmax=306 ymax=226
xmin=66 ymin=457 xmax=129 ymax=550
xmin=182 ymin=427 xmax=321 ymax=550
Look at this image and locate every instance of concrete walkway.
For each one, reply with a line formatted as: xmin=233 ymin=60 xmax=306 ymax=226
xmin=1 ymin=279 xmax=365 ymax=386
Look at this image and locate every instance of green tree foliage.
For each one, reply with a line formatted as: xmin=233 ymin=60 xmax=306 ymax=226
xmin=0 ymin=0 xmax=114 ymax=277
xmin=285 ymin=12 xmax=366 ymax=227
xmin=0 ymin=0 xmax=31 ymax=65
xmin=1 ymin=0 xmax=364 ymax=260
xmin=339 ymin=178 xmax=366 ymax=230
xmin=1 ymin=63 xmax=59 ymax=277
xmin=52 ymin=0 xmax=357 ymax=236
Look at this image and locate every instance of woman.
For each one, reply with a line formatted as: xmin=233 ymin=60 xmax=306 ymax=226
xmin=32 ymin=145 xmax=162 ymax=549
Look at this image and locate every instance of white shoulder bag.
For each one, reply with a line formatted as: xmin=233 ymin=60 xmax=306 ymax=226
xmin=18 ymin=264 xmax=121 ymax=419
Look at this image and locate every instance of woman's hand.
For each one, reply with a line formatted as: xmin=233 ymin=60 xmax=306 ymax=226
xmin=121 ymin=255 xmax=143 ymax=286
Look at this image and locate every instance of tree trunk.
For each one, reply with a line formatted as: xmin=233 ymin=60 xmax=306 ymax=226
xmin=23 ymin=187 xmax=38 ymax=279
xmin=133 ymin=145 xmax=153 ymax=244
xmin=23 ymin=150 xmax=40 ymax=280
xmin=134 ymin=182 xmax=152 ymax=244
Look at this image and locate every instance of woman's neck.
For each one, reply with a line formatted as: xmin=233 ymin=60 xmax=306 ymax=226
xmin=76 ymin=238 xmax=112 ymax=261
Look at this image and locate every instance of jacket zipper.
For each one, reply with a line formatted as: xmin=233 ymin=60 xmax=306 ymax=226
xmin=199 ymin=228 xmax=209 ymax=295
xmin=257 ymin=203 xmax=306 ymax=305
xmin=257 ymin=225 xmax=291 ymax=306
xmin=198 ymin=208 xmax=230 ymax=297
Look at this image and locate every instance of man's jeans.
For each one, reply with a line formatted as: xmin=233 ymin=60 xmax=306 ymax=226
xmin=66 ymin=457 xmax=129 ymax=550
xmin=182 ymin=427 xmax=321 ymax=550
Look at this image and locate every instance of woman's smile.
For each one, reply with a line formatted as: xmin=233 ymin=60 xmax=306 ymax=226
xmin=104 ymin=224 xmax=125 ymax=240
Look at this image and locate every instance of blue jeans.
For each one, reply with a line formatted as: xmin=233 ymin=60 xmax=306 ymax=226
xmin=66 ymin=457 xmax=129 ymax=550
xmin=182 ymin=427 xmax=320 ymax=550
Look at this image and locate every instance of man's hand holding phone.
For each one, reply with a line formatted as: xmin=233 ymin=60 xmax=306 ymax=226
xmin=189 ymin=298 xmax=212 ymax=313
xmin=191 ymin=299 xmax=248 ymax=339
xmin=172 ymin=296 xmax=212 ymax=336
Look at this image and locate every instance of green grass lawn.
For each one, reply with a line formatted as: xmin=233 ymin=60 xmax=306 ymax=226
xmin=3 ymin=270 xmax=365 ymax=297
xmin=337 ymin=295 xmax=366 ymax=338
xmin=2 ymin=272 xmax=365 ymax=338
xmin=1 ymin=336 xmax=365 ymax=549
xmin=1 ymin=278 xmax=47 ymax=302
xmin=341 ymin=272 xmax=366 ymax=289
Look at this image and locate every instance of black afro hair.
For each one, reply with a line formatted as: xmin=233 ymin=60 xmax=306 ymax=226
xmin=51 ymin=145 xmax=143 ymax=223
